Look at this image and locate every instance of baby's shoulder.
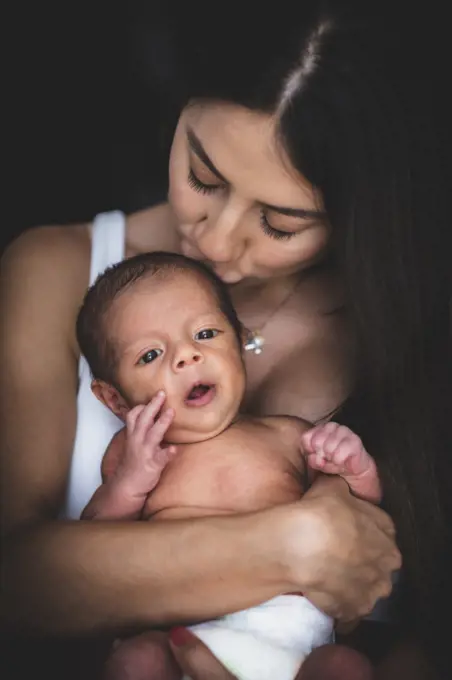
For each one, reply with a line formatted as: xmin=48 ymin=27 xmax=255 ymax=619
xmin=230 ymin=414 xmax=311 ymax=451
xmin=260 ymin=414 xmax=312 ymax=441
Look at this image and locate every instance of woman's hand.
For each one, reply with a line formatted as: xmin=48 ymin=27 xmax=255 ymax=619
xmin=167 ymin=474 xmax=399 ymax=679
xmin=169 ymin=628 xmax=234 ymax=679
xmin=285 ymin=475 xmax=401 ymax=623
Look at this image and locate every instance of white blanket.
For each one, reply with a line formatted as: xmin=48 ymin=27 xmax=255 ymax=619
xmin=185 ymin=594 xmax=334 ymax=680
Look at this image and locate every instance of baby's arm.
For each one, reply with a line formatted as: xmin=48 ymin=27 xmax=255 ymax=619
xmin=81 ymin=392 xmax=177 ymax=520
xmin=301 ymin=422 xmax=382 ymax=504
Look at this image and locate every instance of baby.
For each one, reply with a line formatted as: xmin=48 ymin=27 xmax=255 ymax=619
xmin=76 ymin=252 xmax=381 ymax=680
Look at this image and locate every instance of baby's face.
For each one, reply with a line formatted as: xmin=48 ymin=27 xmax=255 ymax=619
xmin=109 ymin=272 xmax=245 ymax=443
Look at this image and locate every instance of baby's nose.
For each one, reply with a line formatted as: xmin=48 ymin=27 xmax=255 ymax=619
xmin=173 ymin=346 xmax=203 ymax=371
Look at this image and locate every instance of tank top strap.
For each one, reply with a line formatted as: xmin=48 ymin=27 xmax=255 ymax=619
xmin=89 ymin=211 xmax=126 ymax=285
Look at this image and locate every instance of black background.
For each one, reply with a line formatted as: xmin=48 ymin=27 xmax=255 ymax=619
xmin=4 ymin=2 xmax=451 ymax=255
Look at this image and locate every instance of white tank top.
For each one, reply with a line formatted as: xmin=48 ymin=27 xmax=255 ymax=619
xmin=63 ymin=211 xmax=126 ymax=519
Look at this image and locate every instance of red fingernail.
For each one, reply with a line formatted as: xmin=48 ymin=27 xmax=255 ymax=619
xmin=169 ymin=626 xmax=195 ymax=647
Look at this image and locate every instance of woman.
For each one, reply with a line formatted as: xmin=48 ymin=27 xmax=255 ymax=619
xmin=1 ymin=2 xmax=450 ymax=678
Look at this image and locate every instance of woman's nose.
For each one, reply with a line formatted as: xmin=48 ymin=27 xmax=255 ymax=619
xmin=195 ymin=205 xmax=245 ymax=263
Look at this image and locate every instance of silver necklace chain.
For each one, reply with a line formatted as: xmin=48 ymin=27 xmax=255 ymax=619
xmin=242 ymin=276 xmax=302 ymax=355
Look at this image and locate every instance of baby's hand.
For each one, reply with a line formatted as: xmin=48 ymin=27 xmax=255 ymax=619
xmin=115 ymin=391 xmax=177 ymax=498
xmin=301 ymin=422 xmax=382 ymax=503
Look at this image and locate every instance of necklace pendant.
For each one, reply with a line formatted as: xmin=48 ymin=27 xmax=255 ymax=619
xmin=244 ymin=329 xmax=265 ymax=355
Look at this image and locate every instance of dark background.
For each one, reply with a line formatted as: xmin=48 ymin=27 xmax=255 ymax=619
xmin=4 ymin=2 xmax=451 ymax=255
xmin=5 ymin=2 xmax=169 ymax=253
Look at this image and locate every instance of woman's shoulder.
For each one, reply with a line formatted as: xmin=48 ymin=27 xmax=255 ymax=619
xmin=3 ymin=222 xmax=90 ymax=275
xmin=2 ymin=222 xmax=91 ymax=352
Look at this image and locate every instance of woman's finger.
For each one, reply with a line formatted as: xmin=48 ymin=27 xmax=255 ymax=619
xmin=168 ymin=627 xmax=236 ymax=680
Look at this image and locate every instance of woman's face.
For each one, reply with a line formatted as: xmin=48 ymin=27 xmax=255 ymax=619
xmin=168 ymin=102 xmax=330 ymax=285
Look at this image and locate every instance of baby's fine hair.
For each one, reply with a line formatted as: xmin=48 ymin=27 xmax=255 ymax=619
xmin=76 ymin=251 xmax=243 ymax=385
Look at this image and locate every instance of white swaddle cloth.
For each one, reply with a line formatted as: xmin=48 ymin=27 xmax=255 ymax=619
xmin=183 ymin=594 xmax=334 ymax=680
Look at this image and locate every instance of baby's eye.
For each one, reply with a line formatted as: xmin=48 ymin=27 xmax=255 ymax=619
xmin=195 ymin=329 xmax=219 ymax=341
xmin=138 ymin=348 xmax=163 ymax=364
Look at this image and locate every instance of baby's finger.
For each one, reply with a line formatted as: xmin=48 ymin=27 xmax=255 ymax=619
xmin=306 ymin=452 xmax=326 ymax=471
xmin=135 ymin=391 xmax=167 ymax=439
xmin=320 ymin=427 xmax=353 ymax=457
xmin=300 ymin=429 xmax=316 ymax=454
xmin=146 ymin=407 xmax=175 ymax=447
xmin=153 ymin=444 xmax=178 ymax=467
xmin=300 ymin=424 xmax=328 ymax=453
xmin=329 ymin=438 xmax=355 ymax=464
xmin=331 ymin=439 xmax=366 ymax=475
xmin=167 ymin=444 xmax=178 ymax=460
xmin=126 ymin=404 xmax=146 ymax=433
xmin=309 ymin=422 xmax=341 ymax=453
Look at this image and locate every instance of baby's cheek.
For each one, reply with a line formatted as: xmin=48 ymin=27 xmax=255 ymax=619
xmin=124 ymin=380 xmax=163 ymax=409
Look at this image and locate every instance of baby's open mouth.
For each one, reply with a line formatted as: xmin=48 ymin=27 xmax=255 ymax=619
xmin=184 ymin=382 xmax=216 ymax=407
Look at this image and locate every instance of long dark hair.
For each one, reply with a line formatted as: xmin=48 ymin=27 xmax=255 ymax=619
xmin=133 ymin=0 xmax=452 ymax=659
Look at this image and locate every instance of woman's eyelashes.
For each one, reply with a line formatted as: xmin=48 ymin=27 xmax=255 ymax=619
xmin=187 ymin=168 xmax=297 ymax=241
xmin=188 ymin=168 xmax=222 ymax=195
xmin=259 ymin=211 xmax=296 ymax=241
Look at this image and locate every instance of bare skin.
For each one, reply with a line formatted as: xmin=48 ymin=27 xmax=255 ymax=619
xmin=84 ymin=388 xmax=381 ymax=680
xmin=77 ymin=266 xmax=382 ymax=680
xmin=1 ymin=103 xmax=402 ymax=679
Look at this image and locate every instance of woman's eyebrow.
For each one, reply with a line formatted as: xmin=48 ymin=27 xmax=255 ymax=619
xmin=187 ymin=127 xmax=228 ymax=182
xmin=187 ymin=126 xmax=327 ymax=221
xmin=263 ymin=203 xmax=327 ymax=220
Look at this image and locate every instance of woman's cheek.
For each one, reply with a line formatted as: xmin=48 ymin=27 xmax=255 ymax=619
xmin=292 ymin=225 xmax=330 ymax=264
xmin=258 ymin=225 xmax=329 ymax=271
xmin=169 ymin=180 xmax=206 ymax=224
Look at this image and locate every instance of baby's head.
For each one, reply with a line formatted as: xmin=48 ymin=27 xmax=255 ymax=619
xmin=76 ymin=252 xmax=245 ymax=443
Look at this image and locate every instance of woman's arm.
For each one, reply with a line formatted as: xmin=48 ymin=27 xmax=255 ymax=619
xmin=0 ymin=228 xmax=287 ymax=635
xmin=0 ymin=227 xmax=400 ymax=637
xmin=0 ymin=227 xmax=285 ymax=634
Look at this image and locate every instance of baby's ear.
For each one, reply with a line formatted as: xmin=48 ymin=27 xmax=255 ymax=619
xmin=91 ymin=379 xmax=128 ymax=420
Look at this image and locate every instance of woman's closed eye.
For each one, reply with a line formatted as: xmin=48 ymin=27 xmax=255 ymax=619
xmin=138 ymin=348 xmax=163 ymax=365
xmin=195 ymin=328 xmax=220 ymax=340
xmin=187 ymin=168 xmax=298 ymax=241
xmin=188 ymin=168 xmax=223 ymax=195
xmin=259 ymin=211 xmax=297 ymax=241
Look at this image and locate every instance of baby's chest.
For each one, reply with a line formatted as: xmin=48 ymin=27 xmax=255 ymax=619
xmin=144 ymin=429 xmax=303 ymax=516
